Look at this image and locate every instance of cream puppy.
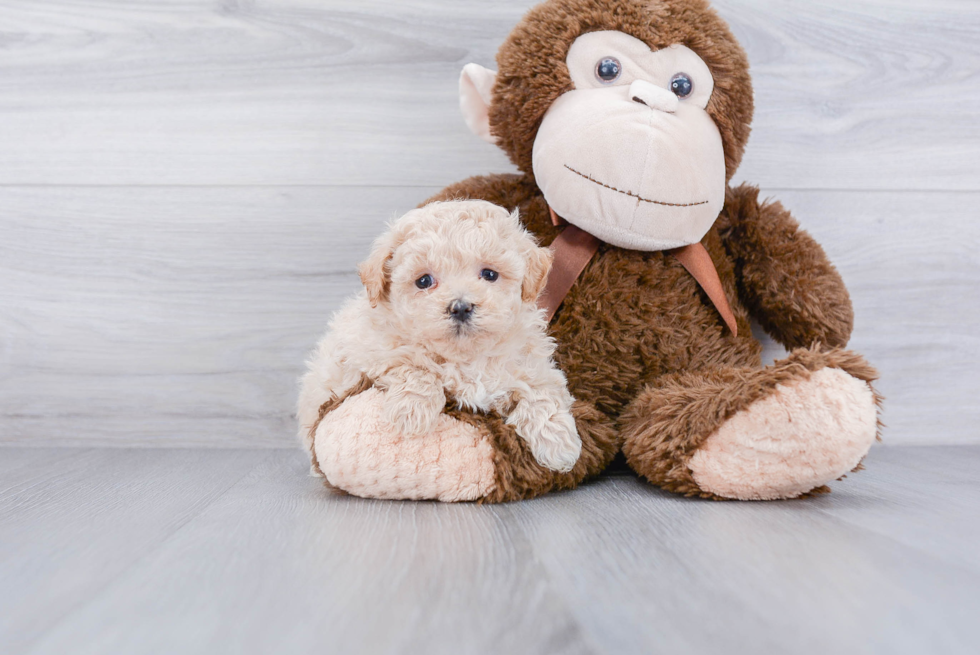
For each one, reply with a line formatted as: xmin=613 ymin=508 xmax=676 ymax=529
xmin=297 ymin=200 xmax=582 ymax=473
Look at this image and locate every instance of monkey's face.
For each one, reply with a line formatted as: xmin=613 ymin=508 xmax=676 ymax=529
xmin=460 ymin=0 xmax=754 ymax=251
xmin=531 ymin=31 xmax=726 ymax=251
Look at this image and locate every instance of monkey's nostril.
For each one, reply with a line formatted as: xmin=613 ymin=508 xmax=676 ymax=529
xmin=629 ymin=80 xmax=679 ymax=114
xmin=448 ymin=299 xmax=475 ymax=322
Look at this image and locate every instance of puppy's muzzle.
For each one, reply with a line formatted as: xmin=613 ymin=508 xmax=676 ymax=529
xmin=448 ymin=299 xmax=475 ymax=323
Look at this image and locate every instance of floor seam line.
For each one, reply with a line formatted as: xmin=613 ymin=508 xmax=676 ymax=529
xmin=16 ymin=452 xmax=271 ymax=652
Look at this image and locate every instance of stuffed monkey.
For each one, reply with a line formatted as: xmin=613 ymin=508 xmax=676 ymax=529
xmin=301 ymin=0 xmax=880 ymax=502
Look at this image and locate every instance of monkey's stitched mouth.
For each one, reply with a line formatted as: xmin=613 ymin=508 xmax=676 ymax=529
xmin=563 ymin=164 xmax=709 ymax=208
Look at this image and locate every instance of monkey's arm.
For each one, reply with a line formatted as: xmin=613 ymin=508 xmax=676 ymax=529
xmin=422 ymin=173 xmax=540 ymax=211
xmin=717 ymin=184 xmax=854 ymax=349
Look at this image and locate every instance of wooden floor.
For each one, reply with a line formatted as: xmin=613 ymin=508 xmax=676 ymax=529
xmin=1 ymin=444 xmax=978 ymax=655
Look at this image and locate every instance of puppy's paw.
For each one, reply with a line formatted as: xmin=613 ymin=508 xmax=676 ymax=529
xmin=523 ymin=411 xmax=582 ymax=473
xmin=383 ymin=393 xmax=443 ymax=436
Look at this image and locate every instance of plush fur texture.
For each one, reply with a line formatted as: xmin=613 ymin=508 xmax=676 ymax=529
xmin=305 ymin=0 xmax=881 ymax=502
xmin=418 ymin=182 xmax=881 ymax=501
xmin=529 ymin=32 xmax=729 ymax=251
xmin=298 ymin=200 xmax=583 ymax=483
xmin=687 ymin=367 xmax=878 ymax=500
xmin=489 ymin=0 xmax=753 ymax=184
xmin=315 ymin=388 xmax=497 ymax=502
xmin=449 ymin=398 xmax=620 ymax=503
xmin=619 ymin=346 xmax=883 ymax=499
xmin=412 ymin=171 xmax=881 ymax=503
xmin=308 ymin=377 xmax=620 ymax=503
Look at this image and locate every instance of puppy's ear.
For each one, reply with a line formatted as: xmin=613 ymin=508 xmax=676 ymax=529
xmin=358 ymin=231 xmax=396 ymax=308
xmin=522 ymin=245 xmax=554 ymax=303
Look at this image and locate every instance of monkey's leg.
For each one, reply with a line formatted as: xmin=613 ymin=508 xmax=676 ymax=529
xmin=620 ymin=347 xmax=881 ymax=500
xmin=314 ymin=387 xmax=617 ymax=503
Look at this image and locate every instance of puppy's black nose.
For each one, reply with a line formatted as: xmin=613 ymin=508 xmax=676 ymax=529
xmin=448 ymin=299 xmax=475 ymax=323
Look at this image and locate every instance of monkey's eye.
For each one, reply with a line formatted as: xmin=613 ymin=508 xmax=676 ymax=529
xmin=480 ymin=269 xmax=499 ymax=282
xmin=415 ymin=274 xmax=434 ymax=290
xmin=595 ymin=57 xmax=622 ymax=84
xmin=670 ymin=73 xmax=694 ymax=98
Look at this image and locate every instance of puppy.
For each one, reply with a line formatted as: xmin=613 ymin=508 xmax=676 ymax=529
xmin=297 ymin=200 xmax=582 ymax=472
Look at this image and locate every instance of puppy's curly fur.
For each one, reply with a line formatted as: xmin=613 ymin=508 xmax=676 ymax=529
xmin=298 ymin=200 xmax=582 ymax=473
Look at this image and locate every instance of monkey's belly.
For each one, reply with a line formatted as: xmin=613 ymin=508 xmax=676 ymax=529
xmin=551 ymin=247 xmax=761 ymax=417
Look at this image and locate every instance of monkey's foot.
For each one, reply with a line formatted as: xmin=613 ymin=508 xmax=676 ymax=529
xmin=314 ymin=387 xmax=618 ymax=503
xmin=621 ymin=348 xmax=881 ymax=500
xmin=315 ymin=388 xmax=496 ymax=502
xmin=688 ymin=367 xmax=878 ymax=500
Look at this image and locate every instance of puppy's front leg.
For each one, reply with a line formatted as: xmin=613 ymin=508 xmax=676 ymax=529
xmin=378 ymin=366 xmax=446 ymax=436
xmin=505 ymin=389 xmax=582 ymax=473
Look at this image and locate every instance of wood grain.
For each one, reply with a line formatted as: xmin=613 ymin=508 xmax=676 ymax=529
xmin=0 ymin=0 xmax=976 ymax=189
xmin=506 ymin=446 xmax=980 ymax=654
xmin=813 ymin=445 xmax=980 ymax=574
xmin=761 ymin=188 xmax=980 ymax=446
xmin=0 ymin=186 xmax=427 ymax=447
xmin=1 ymin=446 xmax=977 ymax=654
xmin=2 ymin=186 xmax=977 ymax=447
xmin=9 ymin=449 xmax=595 ymax=655
xmin=0 ymin=448 xmax=268 ymax=654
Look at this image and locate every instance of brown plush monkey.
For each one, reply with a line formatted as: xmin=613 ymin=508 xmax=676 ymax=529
xmin=306 ymin=0 xmax=881 ymax=502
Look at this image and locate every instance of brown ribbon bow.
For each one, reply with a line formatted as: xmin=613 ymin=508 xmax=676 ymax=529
xmin=538 ymin=207 xmax=737 ymax=337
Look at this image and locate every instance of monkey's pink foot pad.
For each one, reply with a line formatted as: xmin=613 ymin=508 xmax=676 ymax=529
xmin=314 ymin=388 xmax=497 ymax=502
xmin=689 ymin=368 xmax=878 ymax=500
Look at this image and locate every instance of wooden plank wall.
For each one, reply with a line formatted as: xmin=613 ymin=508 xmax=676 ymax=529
xmin=1 ymin=0 xmax=978 ymax=447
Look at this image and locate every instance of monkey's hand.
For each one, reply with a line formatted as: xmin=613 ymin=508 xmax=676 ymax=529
xmin=506 ymin=392 xmax=582 ymax=473
xmin=719 ymin=184 xmax=854 ymax=349
xmin=378 ymin=367 xmax=446 ymax=437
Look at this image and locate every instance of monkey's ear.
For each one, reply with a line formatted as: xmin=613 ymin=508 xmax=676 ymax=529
xmin=358 ymin=232 xmax=396 ymax=308
xmin=459 ymin=63 xmax=497 ymax=145
xmin=522 ymin=246 xmax=554 ymax=304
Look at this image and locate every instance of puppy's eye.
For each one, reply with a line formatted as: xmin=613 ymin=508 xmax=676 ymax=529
xmin=480 ymin=269 xmax=499 ymax=282
xmin=415 ymin=274 xmax=434 ymax=290
xmin=595 ymin=57 xmax=621 ymax=84
xmin=670 ymin=73 xmax=693 ymax=98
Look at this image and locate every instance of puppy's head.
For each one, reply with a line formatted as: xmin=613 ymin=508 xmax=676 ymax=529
xmin=358 ymin=200 xmax=552 ymax=354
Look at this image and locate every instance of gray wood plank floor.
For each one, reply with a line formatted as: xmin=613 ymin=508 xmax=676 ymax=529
xmin=1 ymin=445 xmax=978 ymax=655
